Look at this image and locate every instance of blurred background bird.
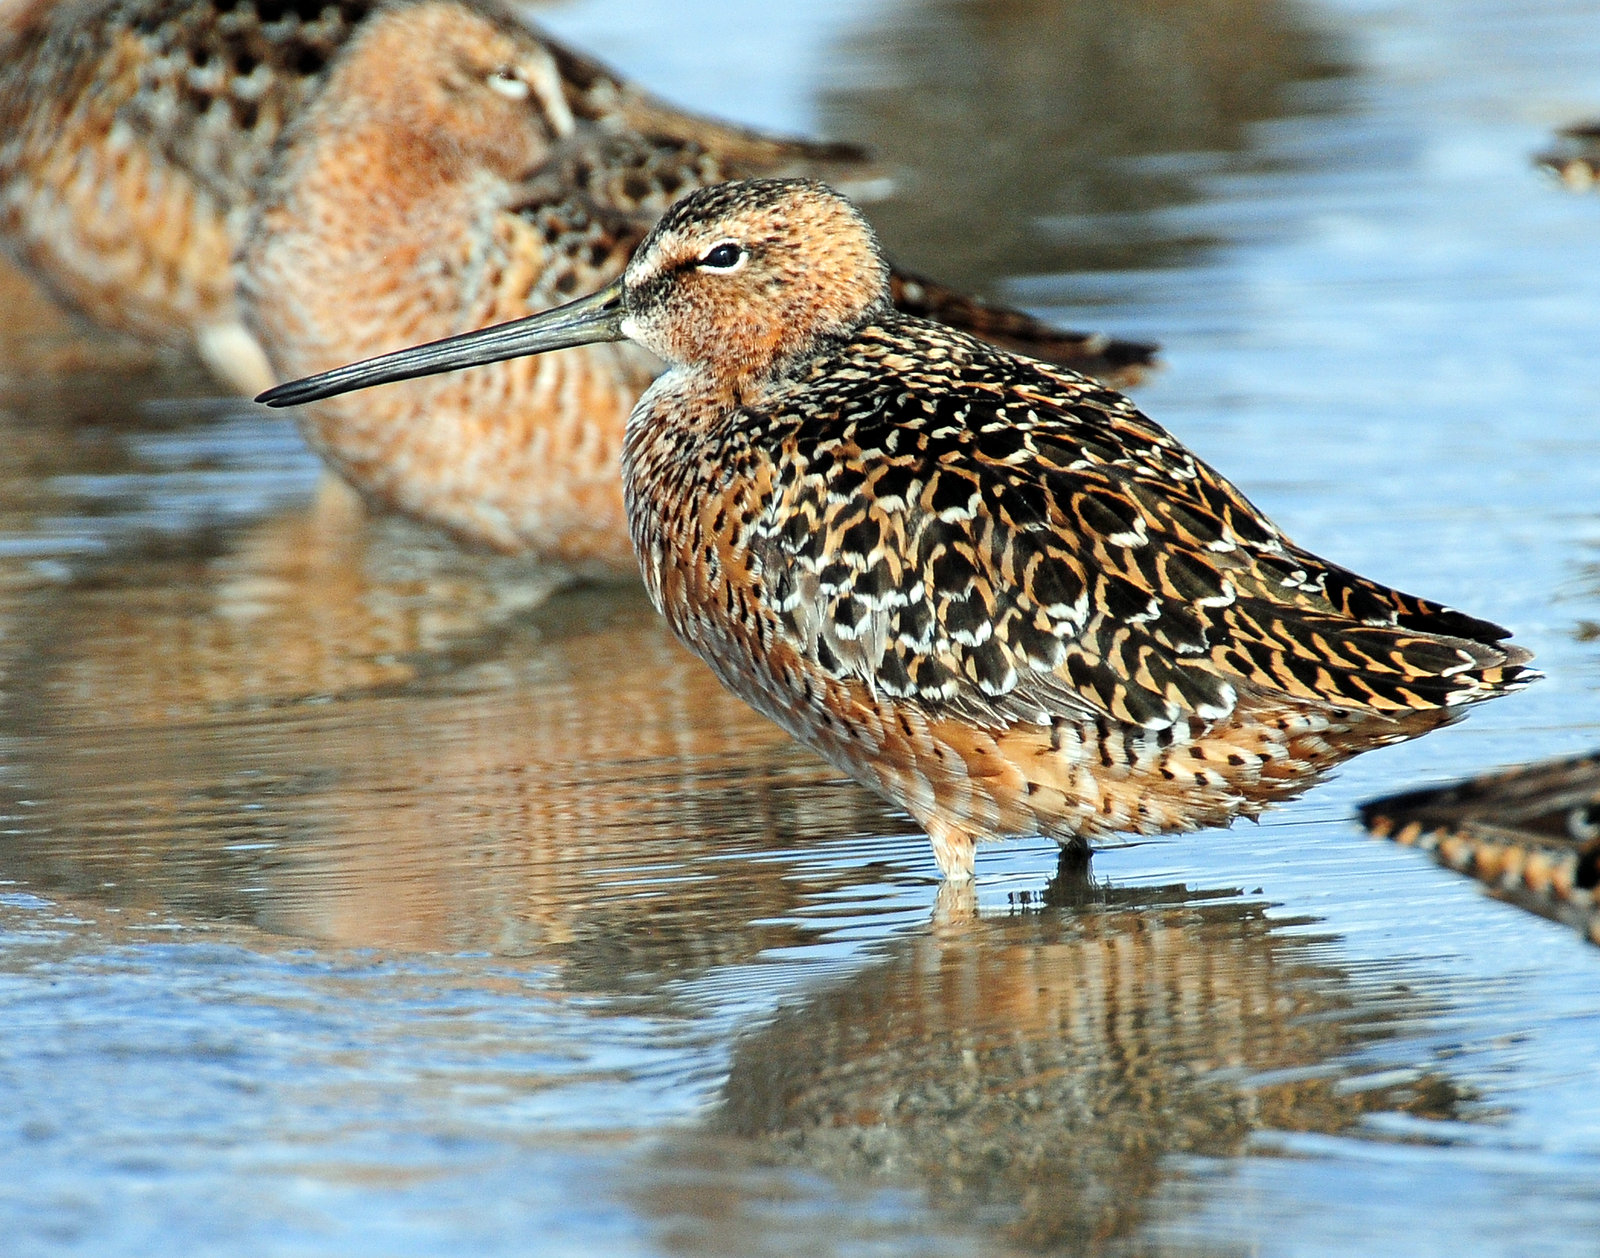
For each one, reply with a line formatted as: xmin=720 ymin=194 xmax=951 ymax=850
xmin=1538 ymin=121 xmax=1600 ymax=190
xmin=1 ymin=0 xmax=1155 ymax=571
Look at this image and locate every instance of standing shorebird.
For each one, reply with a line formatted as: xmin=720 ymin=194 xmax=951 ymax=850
xmin=260 ymin=178 xmax=1536 ymax=879
xmin=2 ymin=0 xmax=1153 ymax=570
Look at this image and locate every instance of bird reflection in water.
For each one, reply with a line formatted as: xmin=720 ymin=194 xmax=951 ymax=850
xmin=0 ymin=510 xmax=915 ymax=982
xmin=688 ymin=875 xmax=1472 ymax=1252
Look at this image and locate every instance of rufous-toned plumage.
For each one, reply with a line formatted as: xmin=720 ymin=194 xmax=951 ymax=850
xmin=260 ymin=178 xmax=1536 ymax=879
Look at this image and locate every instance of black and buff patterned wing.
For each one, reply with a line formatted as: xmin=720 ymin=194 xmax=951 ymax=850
xmin=1361 ymin=752 xmax=1600 ymax=944
xmin=752 ymin=321 xmax=1533 ymax=734
xmin=888 ymin=270 xmax=1158 ymax=387
xmin=1363 ymin=752 xmax=1600 ymax=850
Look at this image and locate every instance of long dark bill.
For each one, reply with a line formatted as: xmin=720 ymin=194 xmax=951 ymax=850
xmin=255 ymin=277 xmax=627 ymax=408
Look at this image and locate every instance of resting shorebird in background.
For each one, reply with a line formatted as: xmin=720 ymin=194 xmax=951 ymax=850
xmin=2 ymin=0 xmax=1154 ymax=570
xmin=258 ymin=178 xmax=1536 ymax=879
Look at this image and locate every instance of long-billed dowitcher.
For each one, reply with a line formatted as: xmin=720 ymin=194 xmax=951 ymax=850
xmin=2 ymin=0 xmax=1154 ymax=569
xmin=260 ymin=178 xmax=1536 ymax=880
xmin=1363 ymin=752 xmax=1600 ymax=945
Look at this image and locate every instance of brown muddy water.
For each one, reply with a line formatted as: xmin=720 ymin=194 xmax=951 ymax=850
xmin=2 ymin=0 xmax=1599 ymax=1254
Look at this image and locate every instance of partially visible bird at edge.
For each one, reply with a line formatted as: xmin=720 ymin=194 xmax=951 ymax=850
xmin=1537 ymin=122 xmax=1600 ymax=191
xmin=1363 ymin=751 xmax=1600 ymax=946
xmin=0 ymin=0 xmax=1156 ymax=572
xmin=259 ymin=177 xmax=1537 ymax=881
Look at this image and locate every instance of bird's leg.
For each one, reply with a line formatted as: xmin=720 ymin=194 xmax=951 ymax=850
xmin=923 ymin=815 xmax=977 ymax=882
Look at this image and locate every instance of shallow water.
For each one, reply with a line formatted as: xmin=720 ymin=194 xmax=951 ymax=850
xmin=3 ymin=0 xmax=1600 ymax=1253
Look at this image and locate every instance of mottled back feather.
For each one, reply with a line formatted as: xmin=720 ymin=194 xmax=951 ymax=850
xmin=736 ymin=318 xmax=1530 ymax=735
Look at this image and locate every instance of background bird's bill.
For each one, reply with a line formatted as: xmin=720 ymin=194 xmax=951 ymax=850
xmin=256 ymin=278 xmax=627 ymax=408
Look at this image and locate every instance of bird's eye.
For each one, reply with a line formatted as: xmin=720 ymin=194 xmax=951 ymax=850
xmin=698 ymin=242 xmax=746 ymax=271
xmin=487 ymin=68 xmax=530 ymax=100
